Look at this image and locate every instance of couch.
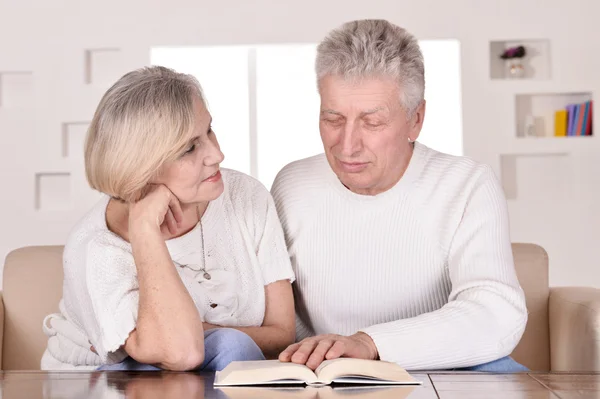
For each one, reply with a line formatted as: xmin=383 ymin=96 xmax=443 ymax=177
xmin=1 ymin=243 xmax=599 ymax=371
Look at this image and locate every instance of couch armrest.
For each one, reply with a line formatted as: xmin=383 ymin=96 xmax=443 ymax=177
xmin=0 ymin=291 xmax=4 ymax=370
xmin=549 ymin=287 xmax=600 ymax=371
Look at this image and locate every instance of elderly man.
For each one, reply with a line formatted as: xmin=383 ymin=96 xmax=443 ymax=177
xmin=271 ymin=19 xmax=528 ymax=372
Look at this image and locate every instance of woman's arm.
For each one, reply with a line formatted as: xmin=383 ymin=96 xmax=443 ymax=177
xmin=203 ymin=177 xmax=296 ymax=358
xmin=203 ymin=279 xmax=295 ymax=359
xmin=124 ymin=185 xmax=205 ymax=370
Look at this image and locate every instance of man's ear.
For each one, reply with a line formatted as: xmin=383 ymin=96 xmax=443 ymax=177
xmin=408 ymin=100 xmax=426 ymax=142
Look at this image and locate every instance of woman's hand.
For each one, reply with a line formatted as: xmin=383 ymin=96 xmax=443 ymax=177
xmin=128 ymin=185 xmax=184 ymax=237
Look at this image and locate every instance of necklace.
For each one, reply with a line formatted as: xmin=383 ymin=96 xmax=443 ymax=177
xmin=199 ymin=220 xmax=211 ymax=281
xmin=197 ymin=203 xmax=211 ymax=280
xmin=174 ymin=204 xmax=211 ymax=280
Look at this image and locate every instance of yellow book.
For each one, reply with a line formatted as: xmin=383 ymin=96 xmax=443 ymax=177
xmin=554 ymin=110 xmax=568 ymax=136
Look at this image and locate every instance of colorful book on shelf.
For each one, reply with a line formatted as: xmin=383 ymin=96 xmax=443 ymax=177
xmin=575 ymin=102 xmax=587 ymax=136
xmin=580 ymin=101 xmax=590 ymax=136
xmin=585 ymin=101 xmax=593 ymax=136
xmin=569 ymin=104 xmax=580 ymax=136
xmin=554 ymin=110 xmax=568 ymax=136
xmin=566 ymin=104 xmax=576 ymax=136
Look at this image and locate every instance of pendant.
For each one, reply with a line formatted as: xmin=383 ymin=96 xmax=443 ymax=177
xmin=203 ymin=272 xmax=212 ymax=280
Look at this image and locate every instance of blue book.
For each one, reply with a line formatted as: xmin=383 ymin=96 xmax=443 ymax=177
xmin=570 ymin=104 xmax=580 ymax=136
xmin=566 ymin=104 xmax=576 ymax=136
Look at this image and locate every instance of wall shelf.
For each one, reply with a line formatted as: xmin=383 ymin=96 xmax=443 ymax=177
xmin=35 ymin=172 xmax=71 ymax=211
xmin=515 ymin=92 xmax=593 ymax=138
xmin=84 ymin=48 xmax=122 ymax=85
xmin=490 ymin=39 xmax=550 ymax=80
xmin=61 ymin=121 xmax=90 ymax=158
xmin=0 ymin=71 xmax=33 ymax=108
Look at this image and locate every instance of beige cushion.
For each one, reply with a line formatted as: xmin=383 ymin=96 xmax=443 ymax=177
xmin=550 ymin=286 xmax=600 ymax=371
xmin=509 ymin=243 xmax=550 ymax=371
xmin=2 ymin=246 xmax=63 ymax=370
xmin=1 ymin=243 xmax=552 ymax=370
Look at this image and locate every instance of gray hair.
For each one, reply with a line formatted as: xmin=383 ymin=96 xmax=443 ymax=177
xmin=316 ymin=19 xmax=425 ymax=117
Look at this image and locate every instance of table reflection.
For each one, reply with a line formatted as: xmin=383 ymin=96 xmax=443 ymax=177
xmin=218 ymin=385 xmax=417 ymax=399
xmin=0 ymin=371 xmax=419 ymax=399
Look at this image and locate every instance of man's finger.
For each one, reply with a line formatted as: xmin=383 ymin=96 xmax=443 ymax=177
xmin=306 ymin=340 xmax=334 ymax=370
xmin=279 ymin=343 xmax=301 ymax=362
xmin=290 ymin=340 xmax=319 ymax=365
xmin=325 ymin=340 xmax=346 ymax=360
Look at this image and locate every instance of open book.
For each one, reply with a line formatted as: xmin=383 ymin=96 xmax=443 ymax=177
xmin=214 ymin=359 xmax=421 ymax=387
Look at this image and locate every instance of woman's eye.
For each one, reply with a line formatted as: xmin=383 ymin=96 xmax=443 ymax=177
xmin=185 ymin=144 xmax=196 ymax=154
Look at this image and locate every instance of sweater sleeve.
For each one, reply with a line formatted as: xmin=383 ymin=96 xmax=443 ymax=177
xmin=360 ymin=166 xmax=528 ymax=370
xmin=84 ymin=238 xmax=211 ymax=361
xmin=251 ymin=183 xmax=296 ymax=286
xmin=84 ymin=239 xmax=139 ymax=363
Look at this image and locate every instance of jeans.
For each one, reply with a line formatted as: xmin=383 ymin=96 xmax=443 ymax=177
xmin=98 ymin=328 xmax=265 ymax=371
xmin=454 ymin=356 xmax=529 ymax=372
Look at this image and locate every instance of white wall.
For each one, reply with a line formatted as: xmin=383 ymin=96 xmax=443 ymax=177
xmin=0 ymin=0 xmax=598 ymax=288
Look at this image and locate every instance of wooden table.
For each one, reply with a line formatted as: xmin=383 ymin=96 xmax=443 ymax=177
xmin=0 ymin=371 xmax=597 ymax=398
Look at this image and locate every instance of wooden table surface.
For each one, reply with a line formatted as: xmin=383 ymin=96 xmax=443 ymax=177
xmin=0 ymin=371 xmax=597 ymax=398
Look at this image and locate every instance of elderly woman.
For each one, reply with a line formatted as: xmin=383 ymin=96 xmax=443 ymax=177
xmin=41 ymin=66 xmax=295 ymax=371
xmin=273 ymin=19 xmax=528 ymax=372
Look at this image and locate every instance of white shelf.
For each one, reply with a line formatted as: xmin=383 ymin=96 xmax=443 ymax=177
xmin=490 ymin=39 xmax=550 ymax=80
xmin=502 ymin=136 xmax=596 ymax=156
xmin=515 ymin=92 xmax=593 ymax=138
xmin=84 ymin=48 xmax=122 ymax=85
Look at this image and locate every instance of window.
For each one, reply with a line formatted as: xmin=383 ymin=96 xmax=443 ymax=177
xmin=151 ymin=40 xmax=462 ymax=188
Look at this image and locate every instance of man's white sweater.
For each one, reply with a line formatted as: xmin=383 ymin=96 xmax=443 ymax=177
xmin=271 ymin=142 xmax=527 ymax=370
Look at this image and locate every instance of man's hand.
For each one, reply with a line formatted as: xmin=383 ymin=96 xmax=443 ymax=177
xmin=278 ymin=332 xmax=378 ymax=370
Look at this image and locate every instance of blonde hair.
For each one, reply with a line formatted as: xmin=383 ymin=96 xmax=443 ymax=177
xmin=85 ymin=66 xmax=205 ymax=202
xmin=316 ymin=19 xmax=425 ymax=118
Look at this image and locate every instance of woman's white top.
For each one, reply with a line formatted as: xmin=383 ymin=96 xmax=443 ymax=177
xmin=41 ymin=169 xmax=295 ymax=370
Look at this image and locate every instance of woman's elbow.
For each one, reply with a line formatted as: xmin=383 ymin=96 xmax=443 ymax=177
xmin=126 ymin=332 xmax=205 ymax=371
xmin=162 ymin=346 xmax=205 ymax=371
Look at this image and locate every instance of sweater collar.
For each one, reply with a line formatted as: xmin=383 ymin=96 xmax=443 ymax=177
xmin=328 ymin=141 xmax=427 ymax=203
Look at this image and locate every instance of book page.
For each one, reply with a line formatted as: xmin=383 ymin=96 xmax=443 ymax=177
xmin=314 ymin=359 xmax=416 ymax=384
xmin=214 ymin=360 xmax=319 ymax=386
